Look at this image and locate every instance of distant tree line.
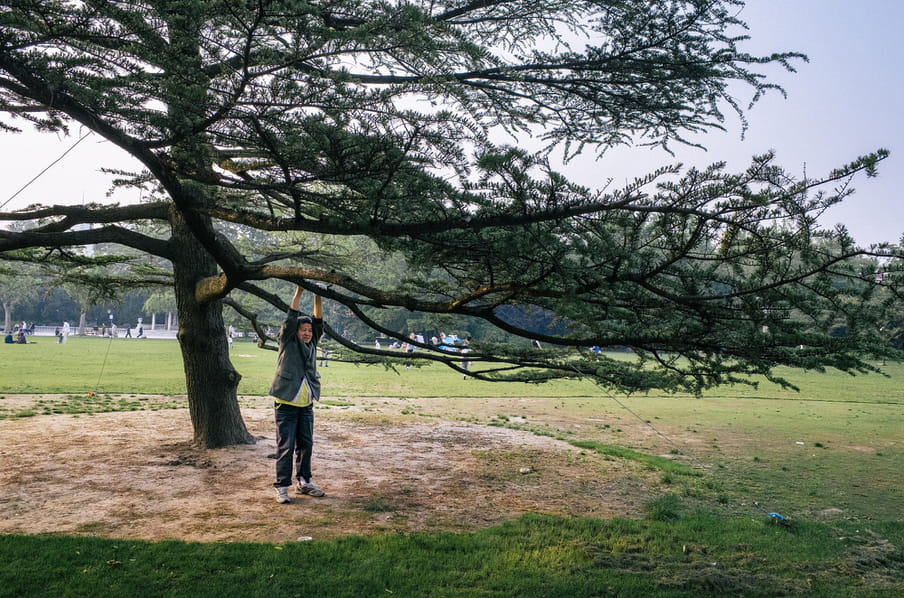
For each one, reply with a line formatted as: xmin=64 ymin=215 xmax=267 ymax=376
xmin=1 ymin=266 xmax=564 ymax=347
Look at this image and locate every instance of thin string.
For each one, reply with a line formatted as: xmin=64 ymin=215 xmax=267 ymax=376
xmin=1 ymin=131 xmax=93 ymax=210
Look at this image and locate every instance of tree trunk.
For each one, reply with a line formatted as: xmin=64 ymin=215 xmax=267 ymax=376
xmin=170 ymin=208 xmax=253 ymax=448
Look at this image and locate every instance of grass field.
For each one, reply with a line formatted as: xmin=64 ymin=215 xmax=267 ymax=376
xmin=1 ymin=336 xmax=902 ymax=596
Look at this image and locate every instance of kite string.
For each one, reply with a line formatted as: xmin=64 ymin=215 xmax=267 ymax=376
xmin=569 ymin=364 xmax=709 ymax=470
xmin=94 ymin=330 xmax=116 ymax=392
xmin=1 ymin=131 xmax=93 ymax=210
xmin=571 ymin=364 xmax=795 ymax=521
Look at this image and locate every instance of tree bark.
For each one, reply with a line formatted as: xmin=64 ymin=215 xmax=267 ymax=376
xmin=170 ymin=207 xmax=253 ymax=448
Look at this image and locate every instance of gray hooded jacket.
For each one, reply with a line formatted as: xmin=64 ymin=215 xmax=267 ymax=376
xmin=268 ymin=308 xmax=324 ymax=403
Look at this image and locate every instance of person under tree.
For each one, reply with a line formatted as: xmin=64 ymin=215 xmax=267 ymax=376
xmin=269 ymin=283 xmax=326 ymax=503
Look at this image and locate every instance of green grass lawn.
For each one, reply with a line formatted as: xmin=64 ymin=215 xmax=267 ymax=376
xmin=0 ymin=335 xmax=606 ymax=396
xmin=1 ymin=336 xmax=902 ymax=596
xmin=2 ymin=514 xmax=902 ymax=598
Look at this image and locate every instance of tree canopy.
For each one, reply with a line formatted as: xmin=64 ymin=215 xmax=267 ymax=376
xmin=0 ymin=0 xmax=901 ymax=446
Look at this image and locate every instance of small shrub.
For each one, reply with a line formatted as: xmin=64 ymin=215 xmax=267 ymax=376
xmin=645 ymin=493 xmax=682 ymax=521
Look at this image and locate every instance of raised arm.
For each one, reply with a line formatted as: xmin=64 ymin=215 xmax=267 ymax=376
xmin=290 ymin=283 xmax=323 ymax=317
xmin=313 ymin=294 xmax=323 ymax=319
xmin=290 ymin=285 xmax=303 ymax=311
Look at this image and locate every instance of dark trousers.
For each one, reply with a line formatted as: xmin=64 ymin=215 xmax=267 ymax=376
xmin=274 ymin=402 xmax=314 ymax=488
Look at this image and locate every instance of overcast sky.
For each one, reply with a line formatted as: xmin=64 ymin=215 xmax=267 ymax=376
xmin=1 ymin=0 xmax=901 ymax=246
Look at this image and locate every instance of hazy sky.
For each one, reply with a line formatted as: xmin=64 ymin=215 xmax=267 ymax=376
xmin=1 ymin=1 xmax=901 ymax=246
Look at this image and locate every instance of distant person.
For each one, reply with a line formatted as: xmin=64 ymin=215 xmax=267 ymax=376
xmin=4 ymin=332 xmax=13 ymax=344
xmin=16 ymin=330 xmax=26 ymax=344
xmin=61 ymin=321 xmax=70 ymax=344
xmin=461 ymin=337 xmax=471 ymax=379
xmin=124 ymin=325 xmax=132 ymax=338
xmin=405 ymin=332 xmax=417 ymax=369
xmin=270 ymin=283 xmax=326 ymax=503
xmin=136 ymin=325 xmax=144 ymax=338
xmin=227 ymin=325 xmax=235 ymax=349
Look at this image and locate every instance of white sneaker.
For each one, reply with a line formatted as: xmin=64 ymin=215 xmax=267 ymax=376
xmin=275 ymin=486 xmax=292 ymax=504
xmin=296 ymin=481 xmax=325 ymax=497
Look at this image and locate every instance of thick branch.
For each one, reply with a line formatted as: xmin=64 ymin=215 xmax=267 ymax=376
xmin=1 ymin=202 xmax=169 ymax=231
xmin=0 ymin=225 xmax=173 ymax=259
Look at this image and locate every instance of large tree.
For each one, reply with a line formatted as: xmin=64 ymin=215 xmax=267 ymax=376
xmin=0 ymin=0 xmax=900 ymax=447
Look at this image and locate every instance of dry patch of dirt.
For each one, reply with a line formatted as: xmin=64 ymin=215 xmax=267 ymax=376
xmin=0 ymin=402 xmax=653 ymax=543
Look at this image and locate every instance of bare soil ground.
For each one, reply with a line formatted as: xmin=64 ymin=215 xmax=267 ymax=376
xmin=0 ymin=397 xmax=654 ymax=544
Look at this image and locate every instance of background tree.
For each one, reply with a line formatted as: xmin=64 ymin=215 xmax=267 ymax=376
xmin=143 ymin=289 xmax=179 ymax=331
xmin=0 ymin=256 xmax=42 ymax=332
xmin=0 ymin=1 xmax=900 ymax=447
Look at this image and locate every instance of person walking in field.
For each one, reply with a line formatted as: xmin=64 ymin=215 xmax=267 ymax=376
xmin=270 ymin=283 xmax=326 ymax=503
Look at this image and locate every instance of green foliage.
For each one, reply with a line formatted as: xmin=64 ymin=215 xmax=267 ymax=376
xmin=0 ymin=257 xmax=43 ymax=329
xmin=141 ymin=290 xmax=177 ymax=315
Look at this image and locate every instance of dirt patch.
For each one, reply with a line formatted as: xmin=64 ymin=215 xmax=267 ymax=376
xmin=0 ymin=403 xmax=652 ymax=543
